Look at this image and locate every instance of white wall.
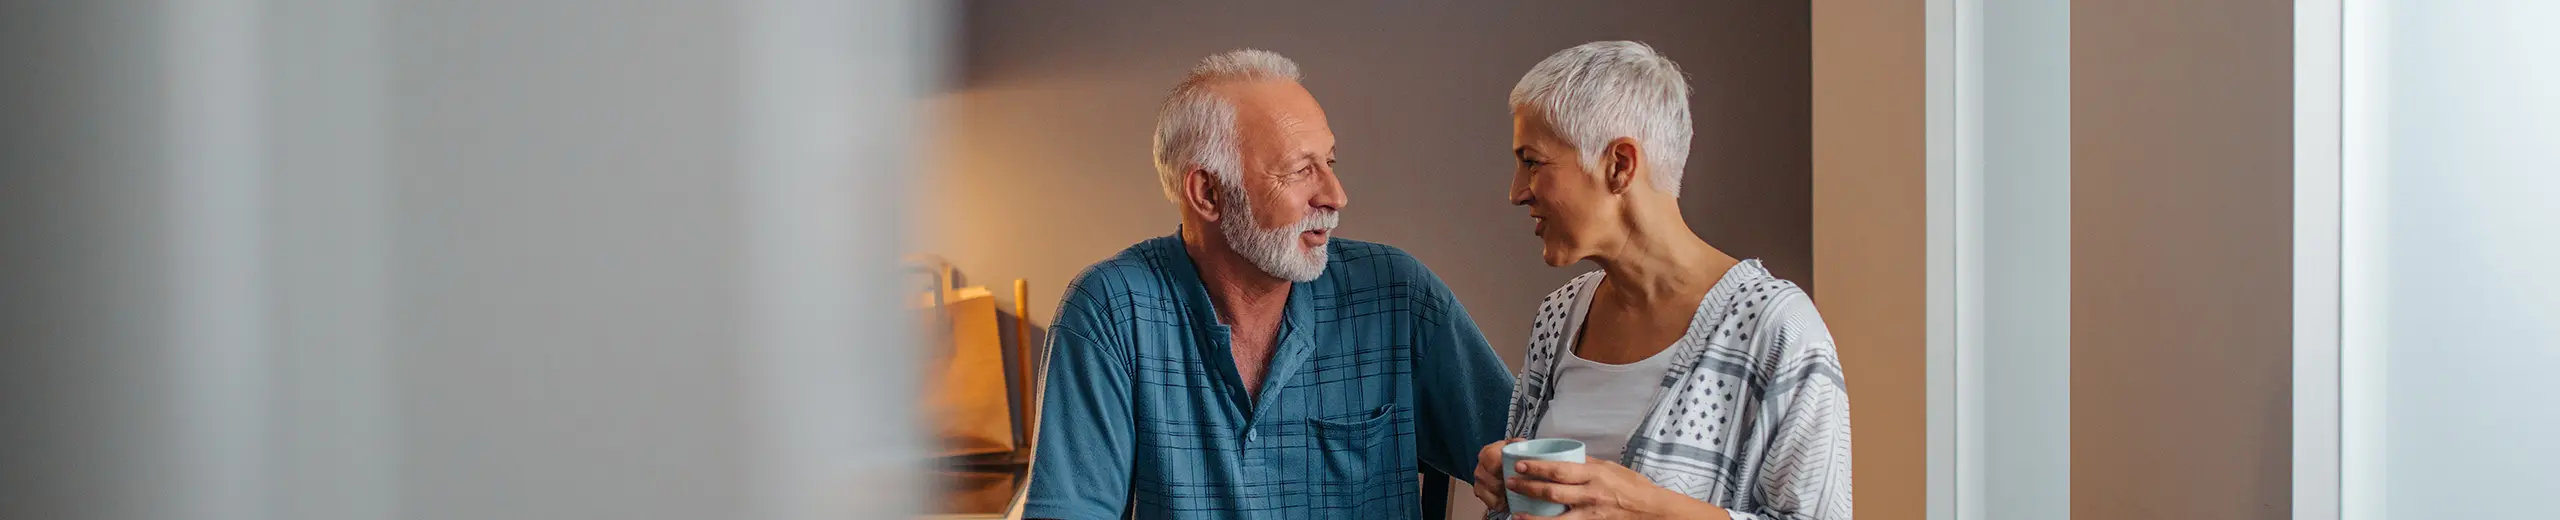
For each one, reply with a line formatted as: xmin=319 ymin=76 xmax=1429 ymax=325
xmin=2340 ymin=1 xmax=2560 ymax=518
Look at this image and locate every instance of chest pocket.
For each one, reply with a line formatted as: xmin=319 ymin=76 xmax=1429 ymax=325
xmin=1306 ymin=403 xmax=1406 ymax=513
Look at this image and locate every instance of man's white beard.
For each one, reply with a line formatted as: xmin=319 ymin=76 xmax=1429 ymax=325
xmin=1219 ymin=185 xmax=1338 ymax=283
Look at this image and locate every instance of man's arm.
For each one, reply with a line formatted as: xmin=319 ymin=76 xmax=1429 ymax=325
xmin=1021 ymin=292 xmax=1136 ymax=520
xmin=1411 ymin=272 xmax=1516 ymax=484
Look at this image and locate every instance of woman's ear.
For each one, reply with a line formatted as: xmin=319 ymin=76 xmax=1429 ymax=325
xmin=1602 ymin=137 xmax=1644 ymax=195
xmin=1181 ymin=167 xmax=1225 ymax=223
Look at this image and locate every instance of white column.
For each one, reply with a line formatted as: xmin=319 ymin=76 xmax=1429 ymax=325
xmin=1978 ymin=0 xmax=2071 ymax=518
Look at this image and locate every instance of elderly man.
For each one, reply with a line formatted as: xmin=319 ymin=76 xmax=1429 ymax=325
xmin=1022 ymin=49 xmax=1514 ymax=520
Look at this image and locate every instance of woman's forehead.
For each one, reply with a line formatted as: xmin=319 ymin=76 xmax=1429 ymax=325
xmin=1511 ymin=112 xmax=1570 ymax=151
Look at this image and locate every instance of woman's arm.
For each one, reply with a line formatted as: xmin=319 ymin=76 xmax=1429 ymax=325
xmin=1728 ymin=336 xmax=1853 ymax=520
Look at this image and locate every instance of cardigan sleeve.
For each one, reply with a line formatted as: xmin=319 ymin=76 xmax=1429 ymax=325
xmin=1727 ymin=318 xmax=1854 ymax=520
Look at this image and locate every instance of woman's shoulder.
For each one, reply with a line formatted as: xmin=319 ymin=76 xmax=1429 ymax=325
xmin=1718 ymin=261 xmax=1833 ymax=346
xmin=1538 ymin=270 xmax=1606 ymax=308
xmin=1531 ymin=270 xmax=1605 ymax=326
xmin=1523 ymin=270 xmax=1605 ymax=354
xmin=1722 ymin=260 xmax=1814 ymax=310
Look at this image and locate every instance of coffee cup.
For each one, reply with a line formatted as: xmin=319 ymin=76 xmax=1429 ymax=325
xmin=1500 ymin=438 xmax=1587 ymax=517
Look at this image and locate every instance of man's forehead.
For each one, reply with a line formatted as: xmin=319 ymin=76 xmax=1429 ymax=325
xmin=1224 ymin=82 xmax=1333 ymax=152
xmin=1229 ymin=85 xmax=1321 ymax=121
xmin=1219 ymin=78 xmax=1319 ymax=108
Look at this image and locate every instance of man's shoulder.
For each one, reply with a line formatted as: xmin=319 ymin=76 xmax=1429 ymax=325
xmin=1321 ymin=238 xmax=1435 ymax=283
xmin=1058 ymin=237 xmax=1180 ymax=310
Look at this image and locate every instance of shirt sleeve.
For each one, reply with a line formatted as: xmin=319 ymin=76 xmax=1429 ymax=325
xmin=1729 ymin=336 xmax=1854 ymax=520
xmin=1411 ymin=271 xmax=1516 ymax=484
xmin=1021 ymin=291 xmax=1137 ymax=520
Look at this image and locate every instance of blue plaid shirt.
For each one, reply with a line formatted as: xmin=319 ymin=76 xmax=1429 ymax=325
xmin=1024 ymin=232 xmax=1514 ymax=520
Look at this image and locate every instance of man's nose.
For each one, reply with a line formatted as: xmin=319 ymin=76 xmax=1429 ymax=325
xmin=1312 ymin=166 xmax=1349 ymax=212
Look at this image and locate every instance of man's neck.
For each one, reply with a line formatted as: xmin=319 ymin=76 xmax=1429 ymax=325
xmin=1180 ymin=223 xmax=1293 ymax=402
xmin=1179 ymin=224 xmax=1294 ymax=327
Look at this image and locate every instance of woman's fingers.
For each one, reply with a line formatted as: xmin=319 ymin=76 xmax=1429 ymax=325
xmin=1511 ymin=459 xmax=1596 ymax=484
xmin=1473 ymin=437 xmax=1524 ymax=509
xmin=1504 ymin=477 xmax=1590 ymax=505
xmin=1478 ymin=437 xmax=1522 ymax=467
xmin=1472 ymin=465 xmax=1506 ymax=508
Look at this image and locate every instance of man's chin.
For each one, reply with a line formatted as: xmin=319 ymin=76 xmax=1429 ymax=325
xmin=1286 ymin=249 xmax=1330 ymax=282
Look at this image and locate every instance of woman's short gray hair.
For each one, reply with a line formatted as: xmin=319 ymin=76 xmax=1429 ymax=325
xmin=1153 ymin=49 xmax=1304 ymax=204
xmin=1510 ymin=41 xmax=1694 ymax=195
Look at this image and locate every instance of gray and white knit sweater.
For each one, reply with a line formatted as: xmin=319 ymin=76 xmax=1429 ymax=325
xmin=1495 ymin=261 xmax=1853 ymax=520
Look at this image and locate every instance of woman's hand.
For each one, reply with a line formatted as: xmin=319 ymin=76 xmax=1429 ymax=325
xmin=1471 ymin=438 xmax=1525 ymax=510
xmin=1506 ymin=457 xmax=1730 ymax=520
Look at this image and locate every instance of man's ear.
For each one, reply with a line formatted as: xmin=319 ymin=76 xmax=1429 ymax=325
xmin=1181 ymin=167 xmax=1225 ymax=223
xmin=1602 ymin=137 xmax=1644 ymax=195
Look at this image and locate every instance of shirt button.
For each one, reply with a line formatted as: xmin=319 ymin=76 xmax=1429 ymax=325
xmin=1245 ymin=428 xmax=1259 ymax=443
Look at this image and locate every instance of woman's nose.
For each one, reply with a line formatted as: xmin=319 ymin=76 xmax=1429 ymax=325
xmin=1508 ymin=172 xmax=1534 ymax=206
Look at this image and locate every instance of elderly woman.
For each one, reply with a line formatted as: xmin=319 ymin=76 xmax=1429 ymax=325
xmin=1469 ymin=41 xmax=1853 ymax=520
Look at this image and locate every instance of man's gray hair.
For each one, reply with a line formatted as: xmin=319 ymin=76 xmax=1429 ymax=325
xmin=1510 ymin=41 xmax=1695 ymax=195
xmin=1153 ymin=49 xmax=1304 ymax=204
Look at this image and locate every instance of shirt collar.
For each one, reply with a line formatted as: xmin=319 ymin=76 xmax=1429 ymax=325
xmin=1151 ymin=226 xmax=1321 ymax=412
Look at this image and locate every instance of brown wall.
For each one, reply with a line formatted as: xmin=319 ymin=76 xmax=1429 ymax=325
xmin=922 ymin=0 xmax=1811 ymax=371
xmin=1811 ymin=0 xmax=1929 ymax=518
xmin=2071 ymin=0 xmax=2295 ymax=518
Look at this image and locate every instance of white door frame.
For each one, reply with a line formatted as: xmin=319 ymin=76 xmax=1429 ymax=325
xmin=2293 ymin=0 xmax=2345 ymax=519
xmin=1923 ymin=0 xmax=1983 ymax=518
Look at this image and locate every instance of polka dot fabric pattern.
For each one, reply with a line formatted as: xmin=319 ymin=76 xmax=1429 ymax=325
xmin=1491 ymin=261 xmax=1853 ymax=520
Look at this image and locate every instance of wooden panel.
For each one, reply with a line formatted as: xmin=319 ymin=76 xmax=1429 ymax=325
xmin=2071 ymin=0 xmax=2294 ymax=517
xmin=1813 ymin=0 xmax=1930 ymax=517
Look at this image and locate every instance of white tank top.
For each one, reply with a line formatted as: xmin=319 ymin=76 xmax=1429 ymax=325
xmin=1545 ymin=346 xmax=1677 ymax=462
xmin=1539 ymin=281 xmax=1678 ymax=463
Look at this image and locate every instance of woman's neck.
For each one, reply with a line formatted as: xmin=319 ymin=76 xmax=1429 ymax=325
xmin=1589 ymin=199 xmax=1738 ymax=310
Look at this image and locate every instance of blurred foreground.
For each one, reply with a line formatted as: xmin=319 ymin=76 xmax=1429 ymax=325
xmin=2 ymin=1 xmax=949 ymax=518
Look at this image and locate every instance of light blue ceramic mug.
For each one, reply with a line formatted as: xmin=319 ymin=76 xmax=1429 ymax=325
xmin=1501 ymin=438 xmax=1587 ymax=517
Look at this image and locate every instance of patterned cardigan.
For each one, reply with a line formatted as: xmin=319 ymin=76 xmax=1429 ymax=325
xmin=1493 ymin=261 xmax=1853 ymax=520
